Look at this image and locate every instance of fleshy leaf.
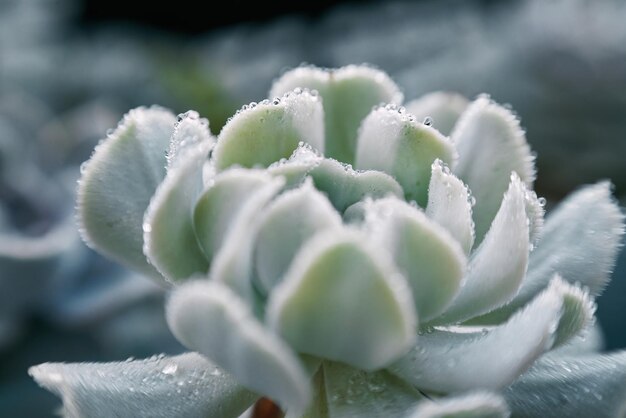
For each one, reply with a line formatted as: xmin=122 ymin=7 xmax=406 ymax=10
xmin=166 ymin=280 xmax=311 ymax=414
xmin=309 ymin=157 xmax=403 ymax=212
xmin=267 ymin=142 xmax=323 ymax=188
xmin=474 ymin=182 xmax=625 ymax=324
xmin=323 ymin=361 xmax=424 ymax=418
xmin=212 ymin=90 xmax=324 ymax=171
xmin=143 ymin=140 xmax=211 ymax=282
xmin=29 ymin=352 xmax=257 ymax=418
xmin=409 ymin=392 xmax=510 ymax=418
xmin=451 ymin=95 xmax=535 ymax=244
xmin=354 ymin=104 xmax=457 ymax=206
xmin=505 ymin=351 xmax=626 ymax=418
xmin=431 ymin=174 xmax=529 ymax=325
xmin=253 ymin=179 xmax=342 ymax=295
xmin=193 ymin=168 xmax=276 ymax=262
xmin=425 ymin=159 xmax=475 ymax=254
xmin=267 ymin=229 xmax=417 ymax=370
xmin=361 ymin=196 xmax=466 ymax=321
xmin=388 ymin=277 xmax=570 ymax=393
xmin=77 ymin=106 xmax=176 ymax=280
xmin=209 ymin=176 xmax=285 ymax=299
xmin=270 ymin=64 xmax=403 ymax=164
xmin=166 ymin=110 xmax=215 ymax=168
xmin=404 ymin=91 xmax=469 ymax=137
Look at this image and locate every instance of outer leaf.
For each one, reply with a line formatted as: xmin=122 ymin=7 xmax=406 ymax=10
xmin=425 ymin=159 xmax=475 ymax=254
xmin=549 ymin=276 xmax=596 ymax=349
xmin=166 ymin=280 xmax=311 ymax=415
xmin=77 ymin=106 xmax=176 ymax=280
xmin=323 ymin=361 xmax=424 ymax=418
xmin=354 ymin=104 xmax=457 ymax=206
xmin=270 ymin=64 xmax=403 ymax=164
xmin=474 ymin=182 xmax=625 ymax=324
xmin=29 ymin=352 xmax=257 ymax=418
xmin=404 ymin=91 xmax=469 ymax=136
xmin=361 ymin=196 xmax=466 ymax=321
xmin=409 ymin=392 xmax=510 ymax=418
xmin=431 ymin=174 xmax=529 ymax=325
xmin=451 ymin=95 xmax=535 ymax=244
xmin=388 ymin=277 xmax=572 ymax=393
xmin=505 ymin=351 xmax=626 ymax=418
xmin=212 ymin=90 xmax=324 ymax=171
xmin=253 ymin=179 xmax=342 ymax=295
xmin=309 ymin=158 xmax=403 ymax=212
xmin=267 ymin=229 xmax=417 ymax=370
xmin=143 ymin=139 xmax=212 ymax=282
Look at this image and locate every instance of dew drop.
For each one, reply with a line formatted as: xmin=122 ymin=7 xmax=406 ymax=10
xmin=162 ymin=363 xmax=178 ymax=375
xmin=537 ymin=197 xmax=547 ymax=206
xmin=423 ymin=116 xmax=433 ymax=126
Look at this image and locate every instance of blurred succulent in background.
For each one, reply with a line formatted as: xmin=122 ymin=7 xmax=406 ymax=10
xmin=30 ymin=64 xmax=625 ymax=417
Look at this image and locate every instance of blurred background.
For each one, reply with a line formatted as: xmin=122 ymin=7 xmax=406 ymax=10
xmin=1 ymin=0 xmax=625 ymax=415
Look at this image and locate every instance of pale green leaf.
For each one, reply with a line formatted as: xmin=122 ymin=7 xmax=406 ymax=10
xmin=309 ymin=158 xmax=403 ymax=212
xmin=361 ymin=196 xmax=466 ymax=322
xmin=77 ymin=106 xmax=176 ymax=281
xmin=143 ymin=140 xmax=211 ymax=282
xmin=323 ymin=361 xmax=424 ymax=418
xmin=29 ymin=352 xmax=257 ymax=418
xmin=166 ymin=110 xmax=215 ymax=168
xmin=473 ymin=182 xmax=624 ymax=324
xmin=409 ymin=392 xmax=510 ymax=418
xmin=253 ymin=179 xmax=342 ymax=295
xmin=451 ymin=95 xmax=535 ymax=244
xmin=213 ymin=91 xmax=324 ymax=171
xmin=505 ymin=351 xmax=626 ymax=418
xmin=425 ymin=159 xmax=475 ymax=255
xmin=267 ymin=229 xmax=417 ymax=370
xmin=166 ymin=280 xmax=311 ymax=414
xmin=354 ymin=104 xmax=457 ymax=206
xmin=431 ymin=174 xmax=529 ymax=325
xmin=270 ymin=64 xmax=403 ymax=164
xmin=389 ymin=277 xmax=571 ymax=393
xmin=404 ymin=91 xmax=469 ymax=137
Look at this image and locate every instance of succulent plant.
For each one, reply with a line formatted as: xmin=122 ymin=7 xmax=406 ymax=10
xmin=30 ymin=64 xmax=625 ymax=418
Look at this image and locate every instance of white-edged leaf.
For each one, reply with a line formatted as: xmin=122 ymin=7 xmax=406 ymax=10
xmin=451 ymin=95 xmax=535 ymax=244
xmin=409 ymin=392 xmax=510 ymax=418
xmin=209 ymin=177 xmax=285 ymax=300
xmin=354 ymin=104 xmax=457 ymax=206
xmin=143 ymin=140 xmax=211 ymax=282
xmin=166 ymin=280 xmax=311 ymax=414
xmin=77 ymin=106 xmax=176 ymax=280
xmin=166 ymin=110 xmax=215 ymax=168
xmin=309 ymin=158 xmax=403 ymax=212
xmin=29 ymin=352 xmax=257 ymax=418
xmin=253 ymin=179 xmax=342 ymax=295
xmin=431 ymin=174 xmax=530 ymax=325
xmin=474 ymin=182 xmax=625 ymax=324
xmin=270 ymin=64 xmax=403 ymax=164
xmin=193 ymin=168 xmax=275 ymax=262
xmin=388 ymin=277 xmax=570 ymax=393
xmin=213 ymin=90 xmax=324 ymax=171
xmin=505 ymin=351 xmax=626 ymax=418
xmin=404 ymin=91 xmax=469 ymax=137
xmin=425 ymin=159 xmax=475 ymax=254
xmin=323 ymin=361 xmax=424 ymax=418
xmin=361 ymin=196 xmax=466 ymax=322
xmin=550 ymin=276 xmax=596 ymax=349
xmin=267 ymin=229 xmax=417 ymax=370
xmin=267 ymin=142 xmax=323 ymax=188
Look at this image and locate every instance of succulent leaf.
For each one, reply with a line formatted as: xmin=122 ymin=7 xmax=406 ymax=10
xmin=77 ymin=106 xmax=176 ymax=282
xmin=354 ymin=104 xmax=457 ymax=206
xmin=166 ymin=280 xmax=311 ymax=414
xmin=404 ymin=91 xmax=469 ymax=137
xmin=28 ymin=352 xmax=257 ymax=418
xmin=270 ymin=64 xmax=403 ymax=164
xmin=267 ymin=229 xmax=417 ymax=370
